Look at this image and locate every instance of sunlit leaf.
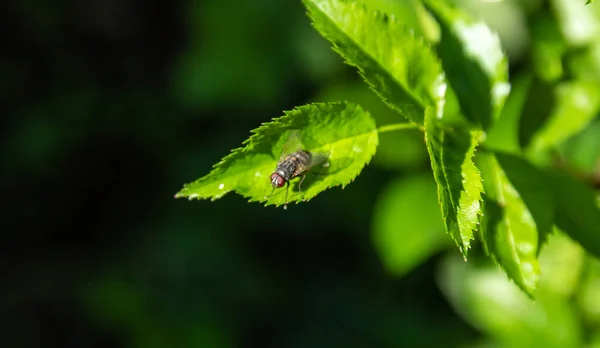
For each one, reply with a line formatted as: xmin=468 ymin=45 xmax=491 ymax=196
xmin=495 ymin=153 xmax=555 ymax=249
xmin=438 ymin=255 xmax=582 ymax=347
xmin=372 ymin=174 xmax=447 ymax=276
xmin=527 ymin=80 xmax=600 ymax=153
xmin=551 ymin=0 xmax=600 ymax=46
xmin=363 ymin=0 xmax=440 ymax=42
xmin=424 ymin=0 xmax=510 ymax=130
xmin=478 ymin=152 xmax=541 ymax=296
xmin=304 ymin=0 xmax=445 ymax=124
xmin=175 ymin=102 xmax=378 ymax=208
xmin=547 ymin=169 xmax=600 ymax=258
xmin=424 ymin=108 xmax=483 ymax=257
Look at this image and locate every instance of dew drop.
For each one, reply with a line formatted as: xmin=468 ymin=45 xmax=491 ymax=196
xmin=218 ymin=183 xmax=225 ymax=190
xmin=352 ymin=144 xmax=363 ymax=153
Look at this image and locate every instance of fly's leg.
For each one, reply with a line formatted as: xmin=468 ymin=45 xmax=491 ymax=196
xmin=266 ymin=186 xmax=276 ymax=200
xmin=283 ymin=181 xmax=290 ymax=210
xmin=298 ymin=174 xmax=306 ymax=201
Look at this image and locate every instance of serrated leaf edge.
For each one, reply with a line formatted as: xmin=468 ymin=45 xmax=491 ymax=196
xmin=304 ymin=0 xmax=444 ymax=123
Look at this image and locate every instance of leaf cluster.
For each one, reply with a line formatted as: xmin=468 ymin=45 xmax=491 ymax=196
xmin=176 ymin=0 xmax=600 ymax=301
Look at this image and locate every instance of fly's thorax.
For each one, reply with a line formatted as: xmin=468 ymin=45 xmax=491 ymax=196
xmin=275 ymin=150 xmax=312 ymax=180
xmin=276 ymin=159 xmax=296 ymax=180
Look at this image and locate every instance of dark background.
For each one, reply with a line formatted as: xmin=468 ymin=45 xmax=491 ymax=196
xmin=0 ymin=0 xmax=526 ymax=347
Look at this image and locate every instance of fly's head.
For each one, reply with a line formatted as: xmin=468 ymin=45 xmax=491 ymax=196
xmin=270 ymin=172 xmax=286 ymax=188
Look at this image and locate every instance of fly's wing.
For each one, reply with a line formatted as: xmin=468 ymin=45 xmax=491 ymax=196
xmin=278 ymin=130 xmax=304 ymax=162
xmin=292 ymin=149 xmax=331 ymax=177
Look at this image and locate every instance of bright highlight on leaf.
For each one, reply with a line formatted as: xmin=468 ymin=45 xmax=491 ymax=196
xmin=424 ymin=108 xmax=483 ymax=257
xmin=424 ymin=0 xmax=510 ymax=130
xmin=304 ymin=0 xmax=445 ymax=124
xmin=175 ymin=102 xmax=378 ymax=208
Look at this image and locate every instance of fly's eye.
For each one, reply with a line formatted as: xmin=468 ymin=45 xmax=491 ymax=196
xmin=270 ymin=173 xmax=285 ymax=188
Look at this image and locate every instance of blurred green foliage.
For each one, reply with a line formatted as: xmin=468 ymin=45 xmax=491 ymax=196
xmin=3 ymin=0 xmax=600 ymax=347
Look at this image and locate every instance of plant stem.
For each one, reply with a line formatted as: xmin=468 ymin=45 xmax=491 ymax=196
xmin=376 ymin=123 xmax=421 ymax=133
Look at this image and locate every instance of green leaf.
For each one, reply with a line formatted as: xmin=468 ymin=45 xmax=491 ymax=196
xmin=424 ymin=108 xmax=483 ymax=257
xmin=558 ymin=118 xmax=600 ymax=175
xmin=438 ymin=255 xmax=582 ymax=347
xmin=495 ymin=153 xmax=555 ymax=249
xmin=484 ymin=73 xmax=531 ymax=154
xmin=531 ymin=12 xmax=566 ymax=82
xmin=424 ymin=0 xmax=510 ymax=130
xmin=363 ymin=0 xmax=440 ymax=42
xmin=477 ymin=152 xmax=543 ymax=296
xmin=372 ymin=174 xmax=448 ymax=277
xmin=303 ymin=0 xmax=445 ymax=124
xmin=576 ymin=256 xmax=600 ymax=326
xmin=527 ymin=80 xmax=600 ymax=153
xmin=551 ymin=0 xmax=600 ymax=46
xmin=175 ymin=102 xmax=378 ymax=208
xmin=518 ymin=77 xmax=557 ymax=150
xmin=538 ymin=231 xmax=584 ymax=297
xmin=547 ymin=169 xmax=600 ymax=258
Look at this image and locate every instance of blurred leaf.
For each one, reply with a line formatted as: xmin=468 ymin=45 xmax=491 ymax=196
xmin=567 ymin=42 xmax=600 ymax=81
xmin=424 ymin=0 xmax=510 ymax=130
xmin=548 ymin=169 xmax=600 ymax=258
xmin=558 ymin=118 xmax=600 ymax=175
xmin=531 ymin=12 xmax=566 ymax=81
xmin=519 ymin=78 xmax=556 ymax=150
xmin=484 ymin=73 xmax=531 ymax=154
xmin=576 ymin=257 xmax=600 ymax=327
xmin=538 ymin=231 xmax=584 ymax=297
xmin=372 ymin=174 xmax=447 ymax=276
xmin=449 ymin=0 xmax=530 ymax=62
xmin=527 ymin=81 xmax=600 ymax=154
xmin=175 ymin=102 xmax=378 ymax=208
xmin=478 ymin=152 xmax=541 ymax=296
xmin=438 ymin=255 xmax=582 ymax=348
xmin=424 ymin=108 xmax=483 ymax=257
xmin=304 ymin=0 xmax=445 ymax=124
xmin=551 ymin=0 xmax=600 ymax=46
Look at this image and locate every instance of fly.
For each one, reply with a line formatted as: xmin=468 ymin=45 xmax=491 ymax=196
xmin=270 ymin=130 xmax=329 ymax=209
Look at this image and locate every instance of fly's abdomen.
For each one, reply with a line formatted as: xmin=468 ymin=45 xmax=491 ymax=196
xmin=293 ymin=150 xmax=311 ymax=166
